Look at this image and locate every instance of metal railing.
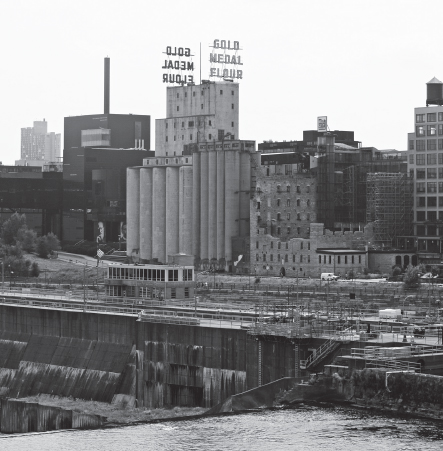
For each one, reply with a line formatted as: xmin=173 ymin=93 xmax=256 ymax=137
xmin=366 ymin=358 xmax=421 ymax=372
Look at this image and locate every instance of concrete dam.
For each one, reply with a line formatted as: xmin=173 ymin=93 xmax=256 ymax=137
xmin=0 ymin=304 xmax=306 ymax=408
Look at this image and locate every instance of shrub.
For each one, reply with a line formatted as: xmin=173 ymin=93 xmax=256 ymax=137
xmin=31 ymin=262 xmax=40 ymax=277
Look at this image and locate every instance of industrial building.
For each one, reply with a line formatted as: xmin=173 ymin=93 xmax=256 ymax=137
xmin=62 ymin=57 xmax=153 ymax=243
xmin=407 ymin=77 xmax=443 ymax=263
xmin=127 ymin=81 xmax=255 ymax=270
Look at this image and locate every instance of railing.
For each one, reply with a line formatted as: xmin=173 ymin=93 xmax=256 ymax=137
xmin=366 ymin=358 xmax=421 ymax=372
xmin=300 ymin=327 xmax=354 ymax=370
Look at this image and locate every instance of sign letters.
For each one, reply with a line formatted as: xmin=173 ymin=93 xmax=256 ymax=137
xmin=209 ymin=39 xmax=243 ymax=80
xmin=162 ymin=46 xmax=194 ymax=85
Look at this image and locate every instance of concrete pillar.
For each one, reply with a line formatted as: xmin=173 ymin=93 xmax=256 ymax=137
xmin=179 ymin=166 xmax=193 ymax=256
xmin=200 ymin=151 xmax=209 ymax=261
xmin=126 ymin=168 xmax=140 ymax=257
xmin=224 ymin=150 xmax=240 ymax=263
xmin=152 ymin=167 xmax=166 ymax=263
xmin=239 ymin=151 xmax=251 ymax=237
xmin=192 ymin=152 xmax=201 ymax=260
xmin=139 ymin=167 xmax=153 ymax=261
xmin=208 ymin=150 xmax=217 ymax=261
xmin=216 ymin=151 xmax=225 ymax=260
xmin=166 ymin=166 xmax=180 ymax=260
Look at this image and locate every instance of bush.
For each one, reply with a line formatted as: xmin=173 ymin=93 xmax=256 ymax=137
xmin=37 ymin=236 xmax=49 ymax=258
xmin=31 ymin=262 xmax=40 ymax=277
xmin=392 ymin=266 xmax=402 ymax=277
xmin=403 ymin=264 xmax=421 ymax=288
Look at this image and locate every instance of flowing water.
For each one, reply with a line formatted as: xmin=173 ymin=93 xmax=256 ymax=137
xmin=1 ymin=405 xmax=443 ymax=450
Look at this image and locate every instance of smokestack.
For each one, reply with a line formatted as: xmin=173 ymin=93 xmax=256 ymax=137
xmin=104 ymin=57 xmax=110 ymax=114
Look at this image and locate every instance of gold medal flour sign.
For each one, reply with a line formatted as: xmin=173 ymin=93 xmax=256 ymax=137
xmin=161 ymin=46 xmax=195 ymax=84
xmin=209 ymin=40 xmax=243 ymax=80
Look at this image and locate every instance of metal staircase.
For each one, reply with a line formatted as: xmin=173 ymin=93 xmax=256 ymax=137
xmin=300 ymin=327 xmax=353 ymax=370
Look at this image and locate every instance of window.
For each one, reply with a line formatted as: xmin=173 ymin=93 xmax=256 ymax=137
xmin=285 ymin=254 xmax=288 ymax=262
xmin=257 ymin=201 xmax=261 ymax=210
xmin=428 ymin=211 xmax=437 ymax=221
xmin=439 ymin=112 xmax=443 ymax=121
xmin=220 ymin=90 xmax=223 ymax=95
xmin=428 ymin=197 xmax=437 ymax=207
xmin=417 ymin=196 xmax=426 ymax=206
xmin=439 ymin=197 xmax=443 ymax=207
xmin=428 ymin=113 xmax=437 ymax=122
xmin=177 ymin=106 xmax=179 ymax=112
xmin=307 ymin=213 xmax=310 ymax=220
xmin=296 ymin=186 xmax=301 ymax=193
xmin=439 ymin=140 xmax=443 ymax=150
xmin=287 ymin=185 xmax=290 ymax=192
xmin=319 ymin=255 xmax=321 ymax=264
xmin=286 ymin=242 xmax=289 ymax=250
xmin=409 ymin=140 xmax=414 ymax=150
xmin=201 ymin=104 xmax=204 ymax=109
xmin=417 ymin=211 xmax=425 ymax=221
xmin=271 ymin=241 xmax=274 ymax=249
xmin=306 ymin=185 xmax=310 ymax=193
xmin=277 ymin=227 xmax=281 ymax=235
xmin=416 ymin=114 xmax=425 ymax=123
xmin=231 ymin=104 xmax=234 ymax=109
xmin=278 ymin=241 xmax=281 ymax=250
xmin=439 ymin=168 xmax=443 ymax=178
xmin=428 ymin=140 xmax=437 ymax=150
xmin=297 ymin=213 xmax=301 ymax=220
xmin=166 ymin=136 xmax=168 ymax=142
xmin=439 ymin=182 xmax=443 ymax=193
xmin=256 ymin=254 xmax=259 ymax=261
xmin=277 ymin=198 xmax=281 ymax=207
xmin=428 ymin=125 xmax=437 ymax=136
xmin=416 ymin=182 xmax=425 ymax=193
xmin=329 ymin=255 xmax=332 ymax=264
xmin=439 ymin=124 xmax=443 ymax=136
xmin=297 ymin=227 xmax=300 ymax=234
xmin=409 ymin=154 xmax=414 ymax=164
xmin=209 ymin=120 xmax=212 ymax=126
xmin=297 ymin=199 xmax=301 ymax=206
xmin=193 ymin=92 xmax=195 ymax=97
xmin=209 ymin=134 xmax=212 ymax=140
xmin=256 ymin=241 xmax=259 ymax=249
xmin=308 ymin=255 xmax=310 ymax=263
xmin=286 ymin=199 xmax=290 ymax=207
xmin=181 ymin=121 xmax=184 ymax=127
xmin=416 ymin=140 xmax=425 ymax=151
xmin=277 ymin=213 xmax=281 ymax=221
xmin=168 ymin=269 xmax=179 ymax=281
xmin=270 ymin=254 xmax=273 ymax=261
xmin=188 ymin=121 xmax=194 ymax=127
xmin=416 ymin=126 xmax=425 ymax=136
xmin=287 ymin=213 xmax=290 ymax=220
xmin=307 ymin=199 xmax=311 ymax=207
xmin=177 ymin=93 xmax=179 ymax=98
xmin=287 ymin=227 xmax=291 ymax=234
xmin=428 ymin=182 xmax=437 ymax=193
xmin=308 ymin=242 xmax=310 ymax=250
xmin=263 ymin=254 xmax=266 ymax=261
xmin=352 ymin=255 xmax=355 ymax=264
xmin=190 ymin=134 xmax=193 ymax=140
xmin=359 ymin=255 xmax=361 ymax=264
xmin=277 ymin=254 xmax=280 ymax=261
xmin=416 ymin=154 xmax=425 ymax=165
xmin=338 ymin=256 xmax=341 ymax=264
xmin=428 ymin=168 xmax=437 ymax=178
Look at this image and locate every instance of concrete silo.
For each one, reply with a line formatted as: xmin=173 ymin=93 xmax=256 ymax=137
xmin=166 ymin=166 xmax=180 ymax=259
xmin=192 ymin=151 xmax=201 ymax=260
xmin=139 ymin=167 xmax=153 ymax=261
xmin=200 ymin=151 xmax=209 ymax=260
xmin=239 ymin=151 xmax=251 ymax=237
xmin=152 ymin=167 xmax=166 ymax=262
xmin=179 ymin=165 xmax=193 ymax=256
xmin=126 ymin=167 xmax=140 ymax=256
xmin=208 ymin=150 xmax=217 ymax=260
xmin=216 ymin=150 xmax=225 ymax=260
xmin=224 ymin=150 xmax=240 ymax=263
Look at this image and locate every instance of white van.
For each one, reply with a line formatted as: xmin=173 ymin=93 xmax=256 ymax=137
xmin=321 ymin=273 xmax=339 ymax=281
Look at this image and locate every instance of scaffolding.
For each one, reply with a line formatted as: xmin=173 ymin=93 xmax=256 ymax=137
xmin=366 ymin=173 xmax=413 ymax=247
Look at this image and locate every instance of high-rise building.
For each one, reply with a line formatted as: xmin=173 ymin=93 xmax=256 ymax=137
xmin=20 ymin=119 xmax=61 ymax=164
xmin=407 ymin=77 xmax=443 ymax=262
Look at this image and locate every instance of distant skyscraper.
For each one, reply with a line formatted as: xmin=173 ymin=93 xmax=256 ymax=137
xmin=20 ymin=119 xmax=61 ymax=162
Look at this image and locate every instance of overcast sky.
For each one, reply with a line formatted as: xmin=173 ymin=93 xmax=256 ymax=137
xmin=1 ymin=0 xmax=442 ymax=164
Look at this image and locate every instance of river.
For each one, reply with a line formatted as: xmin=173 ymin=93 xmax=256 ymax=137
xmin=1 ymin=405 xmax=443 ymax=450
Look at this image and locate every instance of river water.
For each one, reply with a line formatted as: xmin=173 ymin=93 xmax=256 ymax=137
xmin=1 ymin=405 xmax=443 ymax=450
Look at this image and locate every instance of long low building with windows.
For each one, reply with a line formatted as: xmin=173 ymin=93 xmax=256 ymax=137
xmin=105 ymin=264 xmax=194 ymax=300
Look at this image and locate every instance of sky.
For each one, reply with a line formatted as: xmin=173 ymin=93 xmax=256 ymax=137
xmin=1 ymin=0 xmax=442 ymax=164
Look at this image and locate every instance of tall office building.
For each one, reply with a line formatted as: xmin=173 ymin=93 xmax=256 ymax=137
xmin=407 ymin=77 xmax=443 ymax=262
xmin=20 ymin=119 xmax=61 ymax=163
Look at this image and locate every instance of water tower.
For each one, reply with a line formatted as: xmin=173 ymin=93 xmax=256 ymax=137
xmin=426 ymin=77 xmax=443 ymax=106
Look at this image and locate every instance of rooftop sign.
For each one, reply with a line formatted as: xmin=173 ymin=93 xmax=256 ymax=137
xmin=162 ymin=46 xmax=194 ymax=85
xmin=317 ymin=116 xmax=327 ymax=132
xmin=209 ymin=40 xmax=243 ymax=80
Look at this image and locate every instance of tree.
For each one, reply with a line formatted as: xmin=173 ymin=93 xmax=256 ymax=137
xmin=403 ymin=264 xmax=421 ymax=288
xmin=37 ymin=236 xmax=49 ymax=258
xmin=1 ymin=213 xmax=26 ymax=245
xmin=45 ymin=232 xmax=61 ymax=255
xmin=17 ymin=228 xmax=37 ymax=252
xmin=392 ymin=266 xmax=402 ymax=277
xmin=31 ymin=262 xmax=40 ymax=277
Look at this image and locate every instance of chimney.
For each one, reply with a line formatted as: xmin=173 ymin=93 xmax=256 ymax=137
xmin=104 ymin=57 xmax=110 ymax=114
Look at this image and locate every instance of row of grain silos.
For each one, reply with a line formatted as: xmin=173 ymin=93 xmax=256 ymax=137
xmin=127 ymin=165 xmax=193 ymax=263
xmin=192 ymin=148 xmax=251 ymax=264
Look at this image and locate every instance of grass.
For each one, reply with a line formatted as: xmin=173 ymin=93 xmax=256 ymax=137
xmin=17 ymin=394 xmax=207 ymax=424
